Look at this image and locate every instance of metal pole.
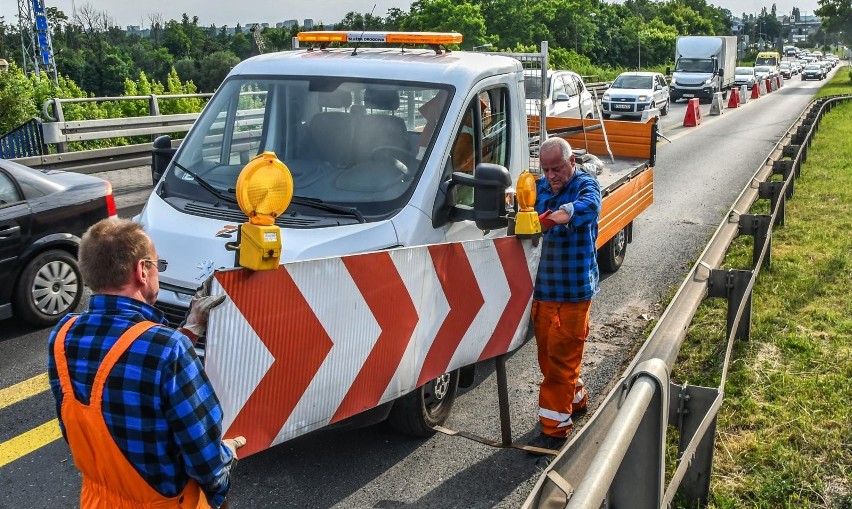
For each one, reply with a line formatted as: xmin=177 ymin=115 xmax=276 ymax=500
xmin=496 ymin=355 xmax=513 ymax=446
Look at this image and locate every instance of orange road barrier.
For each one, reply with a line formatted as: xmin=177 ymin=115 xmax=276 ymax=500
xmin=728 ymin=87 xmax=740 ymax=108
xmin=683 ymin=98 xmax=702 ymax=127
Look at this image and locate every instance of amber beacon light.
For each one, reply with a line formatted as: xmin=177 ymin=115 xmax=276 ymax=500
xmin=512 ymin=170 xmax=541 ymax=237
xmin=233 ymin=152 xmax=293 ymax=271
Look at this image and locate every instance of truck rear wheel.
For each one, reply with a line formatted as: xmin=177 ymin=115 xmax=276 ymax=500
xmin=598 ymin=226 xmax=627 ymax=273
xmin=387 ymin=369 xmax=459 ymax=437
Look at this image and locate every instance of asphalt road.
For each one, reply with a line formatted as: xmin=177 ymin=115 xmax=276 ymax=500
xmin=0 ymin=67 xmax=839 ymax=508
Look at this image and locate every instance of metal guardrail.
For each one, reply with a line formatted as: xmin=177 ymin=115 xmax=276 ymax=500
xmin=524 ymin=93 xmax=851 ymax=508
xmin=0 ymin=118 xmax=46 ymax=158
xmin=6 ymin=93 xmax=210 ymax=172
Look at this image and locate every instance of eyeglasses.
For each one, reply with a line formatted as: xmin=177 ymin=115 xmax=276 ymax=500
xmin=143 ymin=259 xmax=168 ymax=271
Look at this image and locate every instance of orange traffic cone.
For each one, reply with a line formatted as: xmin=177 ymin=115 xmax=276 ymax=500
xmin=683 ymin=98 xmax=702 ymax=127
xmin=751 ymin=83 xmax=761 ymax=99
xmin=728 ymin=87 xmax=740 ymax=108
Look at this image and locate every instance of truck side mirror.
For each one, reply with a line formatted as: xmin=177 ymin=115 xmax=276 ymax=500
xmin=718 ymin=68 xmax=725 ymax=77
xmin=432 ymin=163 xmax=512 ymax=229
xmin=152 ymin=135 xmax=177 ymax=185
xmin=665 ymin=66 xmax=671 ymax=76
xmin=452 ymin=163 xmax=513 ymax=230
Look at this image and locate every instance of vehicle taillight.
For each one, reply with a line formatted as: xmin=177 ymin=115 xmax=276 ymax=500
xmin=105 ymin=182 xmax=117 ymax=217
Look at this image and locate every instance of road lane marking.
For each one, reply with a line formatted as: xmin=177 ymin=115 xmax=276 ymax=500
xmin=0 ymin=373 xmax=49 ymax=410
xmin=0 ymin=419 xmax=62 ymax=468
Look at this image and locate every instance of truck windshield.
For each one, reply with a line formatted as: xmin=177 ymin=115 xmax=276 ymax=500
xmin=675 ymin=58 xmax=714 ymax=73
xmin=755 ymin=57 xmax=778 ymax=66
xmin=162 ymin=77 xmax=452 ymax=221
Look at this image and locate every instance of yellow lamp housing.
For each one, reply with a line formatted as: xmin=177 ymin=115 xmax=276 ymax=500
xmin=513 ymin=171 xmax=541 ymax=237
xmin=238 ymin=223 xmax=281 ymax=271
xmin=233 ymin=152 xmax=294 ymax=270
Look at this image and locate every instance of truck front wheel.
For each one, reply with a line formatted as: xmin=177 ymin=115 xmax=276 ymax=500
xmin=598 ymin=226 xmax=628 ymax=273
xmin=387 ymin=369 xmax=459 ymax=437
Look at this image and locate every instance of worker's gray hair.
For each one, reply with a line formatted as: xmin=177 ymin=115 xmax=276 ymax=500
xmin=540 ymin=137 xmax=573 ymax=163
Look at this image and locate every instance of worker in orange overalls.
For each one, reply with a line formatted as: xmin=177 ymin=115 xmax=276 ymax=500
xmin=48 ymin=218 xmax=245 ymax=508
xmin=528 ymin=137 xmax=601 ymax=454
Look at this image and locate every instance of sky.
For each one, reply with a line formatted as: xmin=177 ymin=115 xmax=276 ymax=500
xmin=0 ymin=0 xmax=823 ymax=29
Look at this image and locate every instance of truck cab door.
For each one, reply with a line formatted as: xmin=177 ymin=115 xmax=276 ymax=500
xmin=441 ymin=84 xmax=513 ymax=242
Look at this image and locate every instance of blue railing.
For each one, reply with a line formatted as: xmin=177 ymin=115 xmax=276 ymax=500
xmin=0 ymin=118 xmax=46 ymax=159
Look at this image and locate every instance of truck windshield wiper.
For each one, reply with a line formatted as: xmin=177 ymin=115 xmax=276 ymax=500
xmin=290 ymin=196 xmax=366 ymax=223
xmin=171 ymin=161 xmax=237 ymax=204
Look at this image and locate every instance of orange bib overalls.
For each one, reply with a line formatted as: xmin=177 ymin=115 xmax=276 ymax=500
xmin=54 ymin=317 xmax=210 ymax=509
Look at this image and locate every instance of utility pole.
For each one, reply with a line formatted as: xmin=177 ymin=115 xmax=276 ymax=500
xmin=17 ymin=0 xmax=58 ymax=83
xmin=250 ymin=24 xmax=267 ymax=54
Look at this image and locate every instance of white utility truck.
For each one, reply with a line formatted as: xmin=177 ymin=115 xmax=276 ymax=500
xmin=138 ymin=31 xmax=656 ymax=457
xmin=668 ymin=35 xmax=737 ymax=103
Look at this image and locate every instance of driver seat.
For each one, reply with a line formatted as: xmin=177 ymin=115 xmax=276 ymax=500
xmin=352 ymin=88 xmax=411 ymax=165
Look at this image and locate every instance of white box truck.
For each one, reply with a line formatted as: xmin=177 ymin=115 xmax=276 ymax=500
xmin=668 ymin=36 xmax=737 ymax=103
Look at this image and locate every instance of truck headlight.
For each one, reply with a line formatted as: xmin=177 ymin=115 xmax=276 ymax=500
xmin=602 ymin=93 xmax=610 ymax=101
xmin=638 ymin=95 xmax=647 ymax=101
xmin=704 ymin=78 xmax=713 ymax=84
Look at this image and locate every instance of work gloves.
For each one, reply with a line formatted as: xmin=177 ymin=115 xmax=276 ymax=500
xmin=223 ymin=436 xmax=247 ymax=460
xmin=181 ymin=276 xmax=226 ymax=340
xmin=538 ymin=210 xmax=557 ymax=230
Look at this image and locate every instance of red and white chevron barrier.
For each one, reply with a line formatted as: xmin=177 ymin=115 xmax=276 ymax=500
xmin=205 ymin=237 xmax=541 ymax=457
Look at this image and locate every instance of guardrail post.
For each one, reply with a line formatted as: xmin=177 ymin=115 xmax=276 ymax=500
xmin=52 ymin=99 xmax=68 ymax=153
xmin=149 ymin=94 xmax=161 ymax=116
xmin=771 ymin=159 xmax=794 ymax=199
xmin=668 ymin=383 xmax=720 ymax=506
xmin=708 ymin=269 xmax=753 ymax=341
xmin=759 ymin=181 xmax=786 ymax=226
xmin=738 ymin=214 xmax=772 ymax=269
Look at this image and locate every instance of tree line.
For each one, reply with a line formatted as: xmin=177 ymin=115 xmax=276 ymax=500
xmin=1 ymin=0 xmax=847 ymax=137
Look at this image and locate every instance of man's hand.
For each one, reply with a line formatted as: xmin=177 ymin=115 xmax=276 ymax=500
xmin=223 ymin=436 xmax=247 ymax=460
xmin=182 ymin=276 xmax=226 ymax=340
xmin=538 ymin=210 xmax=557 ymax=230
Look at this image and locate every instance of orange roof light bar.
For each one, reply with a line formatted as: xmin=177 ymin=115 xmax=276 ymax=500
xmin=297 ymin=31 xmax=463 ymax=46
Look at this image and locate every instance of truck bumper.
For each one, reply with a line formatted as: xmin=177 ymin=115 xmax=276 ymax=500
xmin=671 ymin=87 xmax=714 ymax=101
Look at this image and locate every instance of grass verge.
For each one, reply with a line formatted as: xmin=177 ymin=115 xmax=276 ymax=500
xmin=669 ymin=68 xmax=852 ymax=508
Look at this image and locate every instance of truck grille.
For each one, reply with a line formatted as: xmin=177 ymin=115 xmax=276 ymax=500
xmin=183 ymin=202 xmax=320 ymax=227
xmin=156 ymin=301 xmax=188 ymax=327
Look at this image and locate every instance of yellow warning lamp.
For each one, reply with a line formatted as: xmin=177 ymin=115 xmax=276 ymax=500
xmin=234 ymin=152 xmax=293 ymax=271
xmin=513 ymin=171 xmax=541 ymax=237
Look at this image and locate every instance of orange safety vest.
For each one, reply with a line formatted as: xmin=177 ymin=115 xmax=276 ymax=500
xmin=54 ymin=317 xmax=210 ymax=509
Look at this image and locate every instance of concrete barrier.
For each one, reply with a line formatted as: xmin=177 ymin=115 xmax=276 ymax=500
xmin=710 ymin=92 xmax=725 ymax=115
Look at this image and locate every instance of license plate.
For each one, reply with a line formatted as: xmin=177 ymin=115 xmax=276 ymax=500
xmin=614 ymin=104 xmax=631 ymax=110
xmin=683 ymin=93 xmax=695 ymax=98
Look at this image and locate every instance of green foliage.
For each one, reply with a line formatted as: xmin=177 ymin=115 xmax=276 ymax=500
xmin=815 ymin=0 xmax=852 ymax=47
xmin=0 ymin=62 xmax=36 ymax=133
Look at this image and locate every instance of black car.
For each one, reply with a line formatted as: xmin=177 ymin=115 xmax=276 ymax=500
xmin=0 ymin=159 xmax=116 ymax=327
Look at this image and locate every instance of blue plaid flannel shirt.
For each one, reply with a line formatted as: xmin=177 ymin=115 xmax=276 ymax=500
xmin=534 ymin=169 xmax=602 ymax=302
xmin=47 ymin=295 xmax=234 ymax=507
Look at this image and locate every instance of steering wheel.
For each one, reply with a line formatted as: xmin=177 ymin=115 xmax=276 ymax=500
xmin=370 ymin=146 xmax=418 ymax=175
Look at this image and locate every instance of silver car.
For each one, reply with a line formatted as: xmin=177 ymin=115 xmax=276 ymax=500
xmin=601 ymin=72 xmax=670 ymax=119
xmin=523 ymin=70 xmax=596 ymax=119
xmin=733 ymin=66 xmax=757 ymax=89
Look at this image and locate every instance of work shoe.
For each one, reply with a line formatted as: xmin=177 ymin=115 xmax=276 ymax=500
xmin=526 ymin=433 xmax=567 ymax=456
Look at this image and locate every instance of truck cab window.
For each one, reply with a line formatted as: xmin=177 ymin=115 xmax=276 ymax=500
xmin=447 ymin=87 xmax=510 ymax=207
